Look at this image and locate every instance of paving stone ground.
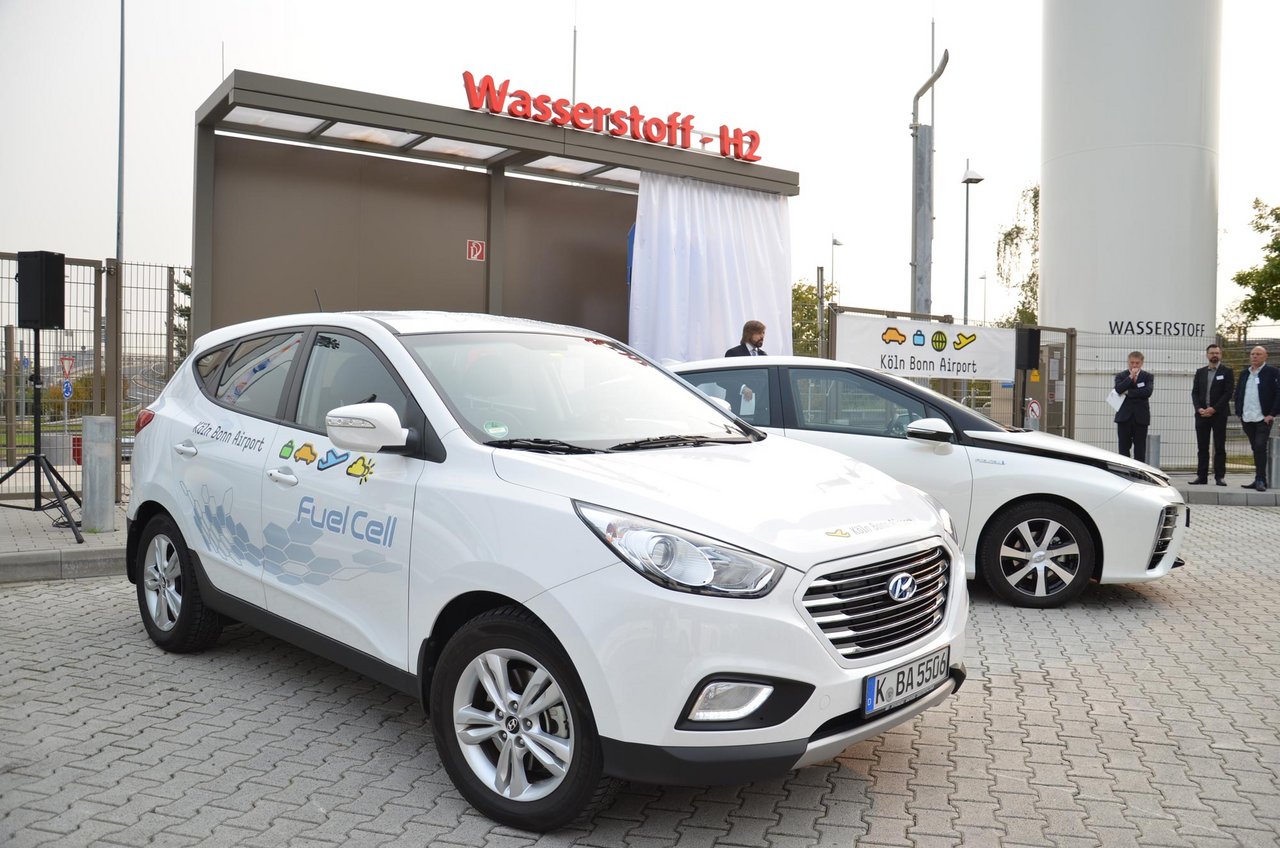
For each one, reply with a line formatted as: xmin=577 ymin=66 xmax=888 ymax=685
xmin=2 ymin=505 xmax=1278 ymax=847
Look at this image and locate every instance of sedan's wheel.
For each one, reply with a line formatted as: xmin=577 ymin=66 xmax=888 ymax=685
xmin=136 ymin=514 xmax=223 ymax=652
xmin=430 ymin=607 xmax=616 ymax=832
xmin=979 ymin=501 xmax=1095 ymax=608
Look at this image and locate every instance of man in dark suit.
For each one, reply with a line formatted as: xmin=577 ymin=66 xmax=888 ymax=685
xmin=725 ymin=320 xmax=766 ymax=358
xmin=1114 ymin=350 xmax=1153 ymax=463
xmin=1233 ymin=345 xmax=1280 ymax=492
xmin=1189 ymin=343 xmax=1234 ymax=485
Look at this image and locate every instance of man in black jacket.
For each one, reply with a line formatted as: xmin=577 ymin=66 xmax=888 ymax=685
xmin=1114 ymin=351 xmax=1153 ymax=463
xmin=725 ymin=320 xmax=766 ymax=357
xmin=1233 ymin=345 xmax=1280 ymax=492
xmin=1189 ymin=343 xmax=1234 ymax=485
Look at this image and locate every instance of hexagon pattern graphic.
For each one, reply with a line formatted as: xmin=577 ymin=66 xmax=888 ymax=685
xmin=180 ymin=483 xmax=400 ymax=586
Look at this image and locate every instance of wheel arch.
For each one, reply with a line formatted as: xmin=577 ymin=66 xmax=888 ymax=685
xmin=976 ymin=493 xmax=1105 ymax=581
xmin=127 ymin=500 xmax=174 ymax=584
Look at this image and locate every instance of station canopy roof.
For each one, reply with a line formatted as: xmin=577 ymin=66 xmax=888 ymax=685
xmin=198 ymin=72 xmax=800 ymax=197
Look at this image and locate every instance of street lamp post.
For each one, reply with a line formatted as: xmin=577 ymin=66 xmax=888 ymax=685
xmin=826 ymin=236 xmax=842 ymax=357
xmin=962 ymin=160 xmax=984 ymax=325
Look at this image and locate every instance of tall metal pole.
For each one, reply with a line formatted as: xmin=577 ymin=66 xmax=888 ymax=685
xmin=964 ymin=160 xmax=971 ymax=325
xmin=910 ymin=50 xmax=948 ymax=314
xmin=115 ymin=0 xmax=125 ymax=271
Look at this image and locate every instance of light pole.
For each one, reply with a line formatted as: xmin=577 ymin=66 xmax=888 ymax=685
xmin=825 ymin=236 xmax=842 ymax=356
xmin=980 ymin=272 xmax=988 ymax=324
xmin=962 ymin=160 xmax=984 ymax=325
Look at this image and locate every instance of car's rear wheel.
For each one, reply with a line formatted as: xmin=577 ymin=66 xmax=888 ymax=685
xmin=136 ymin=514 xmax=223 ymax=652
xmin=979 ymin=501 xmax=1095 ymax=608
xmin=429 ymin=607 xmax=616 ymax=832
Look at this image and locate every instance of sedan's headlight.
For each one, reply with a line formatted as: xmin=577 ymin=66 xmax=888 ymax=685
xmin=575 ymin=502 xmax=785 ymax=597
xmin=1105 ymin=462 xmax=1169 ymax=487
xmin=920 ymin=493 xmax=959 ymax=544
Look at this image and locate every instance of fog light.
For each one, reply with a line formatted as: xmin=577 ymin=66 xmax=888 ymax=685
xmin=687 ymin=681 xmax=774 ymax=722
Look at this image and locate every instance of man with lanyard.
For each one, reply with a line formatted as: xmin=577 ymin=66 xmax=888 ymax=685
xmin=1233 ymin=345 xmax=1280 ymax=492
xmin=1189 ymin=343 xmax=1234 ymax=486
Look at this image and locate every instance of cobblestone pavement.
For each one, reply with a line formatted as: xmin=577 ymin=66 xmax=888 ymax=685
xmin=2 ymin=505 xmax=1278 ymax=847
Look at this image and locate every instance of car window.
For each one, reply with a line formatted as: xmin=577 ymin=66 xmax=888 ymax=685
xmin=682 ymin=367 xmax=772 ymax=426
xmin=788 ymin=367 xmax=928 ymax=438
xmin=295 ymin=332 xmax=410 ymax=433
xmin=214 ymin=332 xmax=304 ymax=418
xmin=194 ymin=345 xmax=231 ymax=391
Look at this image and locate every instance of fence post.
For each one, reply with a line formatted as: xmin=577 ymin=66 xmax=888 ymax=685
xmin=166 ymin=266 xmax=175 ymax=378
xmin=4 ymin=324 xmax=15 ymax=468
xmin=105 ymin=258 xmax=123 ymax=503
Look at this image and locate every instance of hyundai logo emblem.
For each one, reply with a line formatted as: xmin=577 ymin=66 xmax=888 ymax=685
xmin=887 ymin=572 xmax=917 ymax=602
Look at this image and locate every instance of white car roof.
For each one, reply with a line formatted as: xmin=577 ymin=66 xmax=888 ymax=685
xmin=191 ymin=310 xmax=601 ymax=354
xmin=674 ymin=355 xmax=868 ymax=371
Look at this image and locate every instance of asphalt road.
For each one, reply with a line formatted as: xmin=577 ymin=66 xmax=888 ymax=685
xmin=1 ymin=505 xmax=1278 ymax=847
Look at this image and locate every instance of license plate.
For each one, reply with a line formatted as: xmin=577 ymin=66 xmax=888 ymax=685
xmin=864 ymin=646 xmax=950 ymax=716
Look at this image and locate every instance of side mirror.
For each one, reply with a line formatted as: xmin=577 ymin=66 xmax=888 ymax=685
xmin=326 ymin=402 xmax=409 ymax=452
xmin=905 ymin=417 xmax=954 ymax=443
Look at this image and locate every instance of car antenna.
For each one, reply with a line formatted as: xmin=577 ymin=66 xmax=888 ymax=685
xmin=313 ymin=289 xmax=324 ymax=311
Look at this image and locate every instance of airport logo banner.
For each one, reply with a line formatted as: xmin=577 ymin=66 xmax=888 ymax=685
xmin=834 ymin=314 xmax=1017 ymax=381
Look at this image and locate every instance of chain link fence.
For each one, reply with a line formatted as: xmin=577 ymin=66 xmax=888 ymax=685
xmin=1 ymin=254 xmax=191 ymax=503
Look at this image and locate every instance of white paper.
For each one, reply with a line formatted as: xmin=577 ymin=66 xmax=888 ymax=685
xmin=1106 ymin=389 xmax=1124 ymax=412
xmin=739 ymin=386 xmax=756 ymax=417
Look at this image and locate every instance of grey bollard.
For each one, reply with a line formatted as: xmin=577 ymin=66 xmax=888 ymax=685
xmin=1146 ymin=433 xmax=1161 ymax=469
xmin=1270 ymin=436 xmax=1280 ymax=486
xmin=83 ymin=416 xmax=117 ymax=532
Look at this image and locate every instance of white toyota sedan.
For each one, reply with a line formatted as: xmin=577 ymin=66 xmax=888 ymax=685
xmin=127 ymin=314 xmax=967 ymax=831
xmin=674 ymin=356 xmax=1187 ymax=608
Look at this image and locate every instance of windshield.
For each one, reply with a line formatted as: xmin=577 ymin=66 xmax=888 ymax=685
xmin=402 ymin=332 xmax=753 ymax=449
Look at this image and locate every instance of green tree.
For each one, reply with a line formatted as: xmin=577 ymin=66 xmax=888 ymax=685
xmin=1233 ymin=198 xmax=1280 ymax=321
xmin=792 ymin=280 xmax=837 ymax=357
xmin=1217 ymin=300 xmax=1251 ymax=344
xmin=174 ymin=268 xmax=193 ymax=359
xmin=995 ymin=185 xmax=1039 ymax=327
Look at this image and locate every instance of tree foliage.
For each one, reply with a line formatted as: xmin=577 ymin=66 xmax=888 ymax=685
xmin=174 ymin=269 xmax=193 ymax=359
xmin=995 ymin=185 xmax=1039 ymax=327
xmin=1233 ymin=198 xmax=1280 ymax=321
xmin=792 ymin=280 xmax=838 ymax=357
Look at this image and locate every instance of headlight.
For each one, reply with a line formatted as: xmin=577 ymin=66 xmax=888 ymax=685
xmin=1105 ymin=462 xmax=1169 ymax=487
xmin=920 ymin=493 xmax=959 ymax=544
xmin=574 ymin=502 xmax=785 ymax=598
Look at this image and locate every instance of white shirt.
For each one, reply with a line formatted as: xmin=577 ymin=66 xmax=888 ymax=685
xmin=1242 ymin=366 xmax=1265 ymax=423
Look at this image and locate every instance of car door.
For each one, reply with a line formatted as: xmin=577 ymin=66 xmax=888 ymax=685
xmin=260 ymin=328 xmax=425 ymax=669
xmin=780 ymin=366 xmax=976 ymax=546
xmin=170 ymin=331 xmax=303 ymax=607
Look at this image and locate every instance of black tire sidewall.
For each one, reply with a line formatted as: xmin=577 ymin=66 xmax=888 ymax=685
xmin=980 ymin=502 xmax=1096 ymax=608
xmin=429 ymin=610 xmax=604 ymax=832
xmin=135 ymin=514 xmax=202 ymax=648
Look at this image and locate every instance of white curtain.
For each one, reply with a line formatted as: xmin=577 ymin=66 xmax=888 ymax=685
xmin=628 ymin=173 xmax=792 ymax=363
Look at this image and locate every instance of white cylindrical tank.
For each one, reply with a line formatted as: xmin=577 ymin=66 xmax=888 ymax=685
xmin=1041 ymin=0 xmax=1222 ymax=466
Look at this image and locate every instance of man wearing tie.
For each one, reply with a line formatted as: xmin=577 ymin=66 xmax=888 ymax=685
xmin=1189 ymin=343 xmax=1234 ymax=486
xmin=725 ymin=320 xmax=766 ymax=358
xmin=1114 ymin=350 xmax=1153 ymax=463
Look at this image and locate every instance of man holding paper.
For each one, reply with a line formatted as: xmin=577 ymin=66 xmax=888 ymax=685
xmin=1114 ymin=351 xmax=1153 ymax=463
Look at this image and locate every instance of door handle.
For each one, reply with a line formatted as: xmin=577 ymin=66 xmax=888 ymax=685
xmin=267 ymin=468 xmax=299 ymax=487
xmin=173 ymin=441 xmax=198 ymax=457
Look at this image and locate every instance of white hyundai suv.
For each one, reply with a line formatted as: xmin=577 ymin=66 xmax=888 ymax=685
xmin=127 ymin=312 xmax=967 ymax=831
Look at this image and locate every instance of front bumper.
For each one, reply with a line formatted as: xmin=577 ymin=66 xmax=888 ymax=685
xmin=600 ymin=664 xmax=965 ymax=785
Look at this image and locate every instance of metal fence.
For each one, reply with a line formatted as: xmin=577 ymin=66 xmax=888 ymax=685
xmin=1 ymin=254 xmax=191 ymax=503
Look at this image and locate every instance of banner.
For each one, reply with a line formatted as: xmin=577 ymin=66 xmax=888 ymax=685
xmin=833 ymin=314 xmax=1017 ymax=381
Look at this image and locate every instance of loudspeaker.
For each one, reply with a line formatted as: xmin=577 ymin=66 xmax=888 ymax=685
xmin=1015 ymin=327 xmax=1041 ymax=370
xmin=17 ymin=250 xmax=66 ymax=330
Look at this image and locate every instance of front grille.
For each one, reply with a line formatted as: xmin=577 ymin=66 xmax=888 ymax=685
xmin=1148 ymin=505 xmax=1179 ymax=569
xmin=802 ymin=546 xmax=950 ymax=660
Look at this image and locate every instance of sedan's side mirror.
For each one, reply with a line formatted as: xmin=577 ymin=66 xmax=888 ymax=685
xmin=905 ymin=417 xmax=954 ymax=443
xmin=326 ymin=402 xmax=409 ymax=452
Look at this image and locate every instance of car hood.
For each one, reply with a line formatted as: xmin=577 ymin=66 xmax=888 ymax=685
xmin=964 ymin=428 xmax=1166 ymax=477
xmin=490 ymin=436 xmax=950 ymax=571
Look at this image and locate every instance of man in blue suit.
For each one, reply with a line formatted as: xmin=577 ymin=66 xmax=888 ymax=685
xmin=1114 ymin=351 xmax=1153 ymax=463
xmin=1233 ymin=345 xmax=1280 ymax=492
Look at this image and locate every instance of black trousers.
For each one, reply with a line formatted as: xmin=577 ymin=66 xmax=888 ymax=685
xmin=1117 ymin=420 xmax=1148 ymax=463
xmin=1242 ymin=419 xmax=1273 ymax=484
xmin=1195 ymin=413 xmax=1228 ymax=480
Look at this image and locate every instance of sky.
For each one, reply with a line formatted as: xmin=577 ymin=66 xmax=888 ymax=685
xmin=2 ymin=0 xmax=1277 ymax=330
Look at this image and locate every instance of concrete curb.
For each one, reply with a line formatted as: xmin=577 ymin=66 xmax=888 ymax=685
xmin=0 ymin=546 xmax=126 ymax=584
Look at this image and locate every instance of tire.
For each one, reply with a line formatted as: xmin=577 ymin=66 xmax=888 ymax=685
xmin=429 ymin=607 xmax=617 ymax=832
xmin=979 ymin=501 xmax=1096 ymax=608
xmin=136 ymin=513 xmax=223 ymax=652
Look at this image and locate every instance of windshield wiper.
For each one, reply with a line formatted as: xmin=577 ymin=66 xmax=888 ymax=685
xmin=485 ymin=438 xmax=602 ymax=454
xmin=610 ymin=434 xmax=750 ymax=451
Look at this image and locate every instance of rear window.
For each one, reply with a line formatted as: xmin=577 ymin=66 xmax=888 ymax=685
xmin=214 ymin=332 xmax=304 ymax=419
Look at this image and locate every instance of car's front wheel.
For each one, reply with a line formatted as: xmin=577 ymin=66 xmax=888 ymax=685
xmin=429 ymin=607 xmax=616 ymax=831
xmin=979 ymin=501 xmax=1096 ymax=608
xmin=136 ymin=513 xmax=223 ymax=652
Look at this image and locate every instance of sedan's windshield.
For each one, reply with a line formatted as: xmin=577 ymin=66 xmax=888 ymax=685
xmin=402 ymin=332 xmax=754 ymax=450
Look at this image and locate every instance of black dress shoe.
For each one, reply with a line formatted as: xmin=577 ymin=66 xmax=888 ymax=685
xmin=1258 ymin=482 xmax=1268 ymax=492
xmin=1188 ymin=478 xmax=1207 ymax=485
xmin=1244 ymin=480 xmax=1262 ymax=489
xmin=1215 ymin=479 xmax=1226 ymax=486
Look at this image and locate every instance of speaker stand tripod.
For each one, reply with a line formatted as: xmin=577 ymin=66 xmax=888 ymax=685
xmin=0 ymin=329 xmax=84 ymax=544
